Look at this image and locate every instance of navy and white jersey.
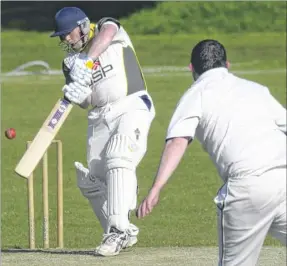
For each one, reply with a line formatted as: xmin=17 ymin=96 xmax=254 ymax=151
xmin=62 ymin=17 xmax=147 ymax=108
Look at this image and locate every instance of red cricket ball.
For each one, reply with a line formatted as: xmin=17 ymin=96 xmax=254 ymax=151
xmin=5 ymin=128 xmax=16 ymax=139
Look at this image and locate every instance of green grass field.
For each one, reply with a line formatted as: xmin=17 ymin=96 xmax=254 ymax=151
xmin=1 ymin=32 xmax=286 ymax=265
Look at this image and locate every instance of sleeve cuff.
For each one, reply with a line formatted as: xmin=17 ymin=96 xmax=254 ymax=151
xmin=166 ymin=117 xmax=199 ymax=141
xmin=97 ymin=17 xmax=120 ymax=31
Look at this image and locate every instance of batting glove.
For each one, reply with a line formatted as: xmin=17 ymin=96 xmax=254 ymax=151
xmin=70 ymin=56 xmax=94 ymax=86
xmin=62 ymin=82 xmax=92 ymax=105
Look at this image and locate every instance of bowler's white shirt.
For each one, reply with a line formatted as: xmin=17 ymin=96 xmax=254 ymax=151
xmin=167 ymin=68 xmax=286 ymax=181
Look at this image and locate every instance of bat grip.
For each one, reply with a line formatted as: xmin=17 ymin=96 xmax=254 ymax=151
xmin=63 ymin=96 xmax=71 ymax=103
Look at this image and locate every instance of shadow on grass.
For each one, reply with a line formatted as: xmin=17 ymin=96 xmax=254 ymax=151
xmin=1 ymin=246 xmax=134 ymax=257
xmin=1 ymin=248 xmax=96 ymax=256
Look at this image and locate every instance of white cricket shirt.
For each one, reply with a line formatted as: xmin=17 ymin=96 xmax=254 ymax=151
xmin=167 ymin=68 xmax=286 ymax=181
xmin=63 ymin=18 xmax=147 ymax=108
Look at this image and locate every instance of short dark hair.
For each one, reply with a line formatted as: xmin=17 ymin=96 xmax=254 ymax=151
xmin=191 ymin=39 xmax=227 ymax=75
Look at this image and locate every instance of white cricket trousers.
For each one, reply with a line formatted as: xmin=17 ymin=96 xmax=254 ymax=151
xmin=215 ymin=167 xmax=286 ymax=266
xmin=86 ymin=92 xmax=155 ymax=181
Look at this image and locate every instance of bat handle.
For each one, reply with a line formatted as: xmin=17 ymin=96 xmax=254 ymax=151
xmin=63 ymin=96 xmax=71 ymax=103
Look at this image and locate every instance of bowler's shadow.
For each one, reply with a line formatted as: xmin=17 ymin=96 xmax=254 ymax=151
xmin=1 ymin=246 xmax=133 ymax=257
xmin=1 ymin=247 xmax=98 ymax=256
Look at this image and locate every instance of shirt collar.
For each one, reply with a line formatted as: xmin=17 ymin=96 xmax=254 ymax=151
xmin=195 ymin=67 xmax=229 ymax=83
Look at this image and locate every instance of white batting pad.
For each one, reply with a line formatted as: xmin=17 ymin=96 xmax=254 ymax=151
xmin=105 ymin=134 xmax=138 ymax=232
xmin=107 ymin=168 xmax=137 ymax=232
xmin=105 ymin=134 xmax=139 ymax=171
xmin=75 ymin=162 xmax=108 ymax=232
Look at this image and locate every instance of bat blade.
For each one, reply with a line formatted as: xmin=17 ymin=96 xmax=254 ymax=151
xmin=15 ymin=98 xmax=73 ymax=179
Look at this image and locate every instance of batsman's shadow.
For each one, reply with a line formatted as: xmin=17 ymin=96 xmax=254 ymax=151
xmin=1 ymin=247 xmax=99 ymax=256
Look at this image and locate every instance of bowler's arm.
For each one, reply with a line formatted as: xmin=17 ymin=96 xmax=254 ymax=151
xmin=152 ymin=137 xmax=189 ymax=191
xmin=150 ymin=89 xmax=201 ymax=191
xmin=87 ymin=17 xmax=120 ymax=61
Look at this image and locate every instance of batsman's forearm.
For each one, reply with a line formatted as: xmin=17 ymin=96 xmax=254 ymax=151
xmin=152 ymin=138 xmax=189 ymax=191
xmin=87 ymin=25 xmax=117 ymax=60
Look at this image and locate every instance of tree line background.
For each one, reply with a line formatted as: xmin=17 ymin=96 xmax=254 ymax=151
xmin=2 ymin=1 xmax=286 ymax=34
xmin=1 ymin=1 xmax=156 ymax=31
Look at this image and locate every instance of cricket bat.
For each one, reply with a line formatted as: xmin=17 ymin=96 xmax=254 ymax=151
xmin=15 ymin=98 xmax=73 ymax=179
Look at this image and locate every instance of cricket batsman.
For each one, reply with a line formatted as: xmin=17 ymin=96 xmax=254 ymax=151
xmin=50 ymin=7 xmax=155 ymax=256
xmin=137 ymin=40 xmax=286 ymax=265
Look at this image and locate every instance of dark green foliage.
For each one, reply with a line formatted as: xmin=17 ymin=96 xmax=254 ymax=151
xmin=121 ymin=2 xmax=286 ymax=34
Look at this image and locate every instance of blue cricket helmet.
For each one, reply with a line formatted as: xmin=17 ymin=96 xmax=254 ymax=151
xmin=50 ymin=7 xmax=88 ymax=37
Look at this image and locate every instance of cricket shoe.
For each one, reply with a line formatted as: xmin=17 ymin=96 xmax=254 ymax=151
xmin=125 ymin=223 xmax=139 ymax=248
xmin=95 ymin=227 xmax=130 ymax=257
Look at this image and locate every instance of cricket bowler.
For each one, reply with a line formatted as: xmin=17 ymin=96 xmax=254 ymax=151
xmin=50 ymin=7 xmax=155 ymax=256
xmin=137 ymin=40 xmax=286 ymax=265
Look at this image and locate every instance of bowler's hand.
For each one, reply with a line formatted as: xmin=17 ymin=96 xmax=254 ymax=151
xmin=137 ymin=187 xmax=160 ymax=218
xmin=70 ymin=56 xmax=94 ymax=86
